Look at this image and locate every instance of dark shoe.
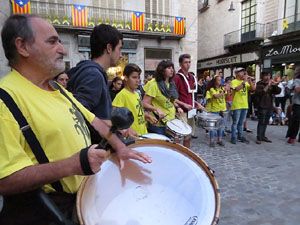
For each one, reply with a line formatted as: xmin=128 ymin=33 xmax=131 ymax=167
xmin=256 ymin=139 xmax=262 ymax=144
xmin=209 ymin=142 xmax=215 ymax=147
xmin=238 ymin=137 xmax=250 ymax=144
xmin=231 ymin=139 xmax=237 ymax=144
xmin=192 ymin=135 xmax=198 ymax=139
xmin=262 ymin=137 xmax=272 ymax=143
xmin=217 ymin=141 xmax=225 ymax=146
xmin=287 ymin=138 xmax=295 ymax=144
xmin=225 ymin=129 xmax=231 ymax=133
xmin=244 ymin=128 xmax=253 ymax=133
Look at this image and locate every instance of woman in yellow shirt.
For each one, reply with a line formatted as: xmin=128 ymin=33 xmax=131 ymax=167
xmin=207 ymin=75 xmax=231 ymax=147
xmin=143 ymin=60 xmax=184 ymax=136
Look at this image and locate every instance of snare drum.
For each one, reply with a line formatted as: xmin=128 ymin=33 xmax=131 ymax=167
xmin=197 ymin=112 xmax=222 ymax=130
xmin=140 ymin=133 xmax=170 ymax=141
xmin=166 ymin=119 xmax=192 ymax=141
xmin=77 ymin=139 xmax=220 ymax=225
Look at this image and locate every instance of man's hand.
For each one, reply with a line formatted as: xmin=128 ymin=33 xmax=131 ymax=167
xmin=155 ymin=108 xmax=165 ymax=119
xmin=184 ymin=103 xmax=193 ymax=111
xmin=87 ymin=145 xmax=107 ymax=174
xmin=177 ymin=107 xmax=184 ymax=116
xmin=118 ymin=128 xmax=138 ymax=139
xmin=116 ymin=147 xmax=152 ymax=170
xmin=195 ymin=101 xmax=205 ymax=111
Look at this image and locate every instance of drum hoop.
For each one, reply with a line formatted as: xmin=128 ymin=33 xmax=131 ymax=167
xmin=76 ymin=139 xmax=221 ymax=225
xmin=166 ymin=120 xmax=192 ymax=136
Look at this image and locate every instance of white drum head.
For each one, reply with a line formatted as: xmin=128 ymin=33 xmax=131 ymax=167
xmin=140 ymin=133 xmax=170 ymax=141
xmin=77 ymin=140 xmax=220 ymax=225
xmin=166 ymin=119 xmax=192 ymax=136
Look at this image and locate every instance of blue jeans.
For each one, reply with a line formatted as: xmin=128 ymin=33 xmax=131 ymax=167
xmin=231 ymin=109 xmax=248 ymax=140
xmin=210 ymin=112 xmax=224 ymax=140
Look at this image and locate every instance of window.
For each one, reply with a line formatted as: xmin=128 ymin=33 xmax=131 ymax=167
xmin=145 ymin=0 xmax=171 ymax=15
xmin=284 ymin=0 xmax=300 ymax=21
xmin=241 ymin=0 xmax=257 ymax=34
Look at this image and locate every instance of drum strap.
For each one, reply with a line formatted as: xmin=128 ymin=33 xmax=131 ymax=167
xmin=0 ymin=88 xmax=63 ymax=192
xmin=51 ymin=81 xmax=103 ymax=145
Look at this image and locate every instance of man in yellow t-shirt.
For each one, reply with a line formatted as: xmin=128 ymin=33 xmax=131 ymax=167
xmin=230 ymin=67 xmax=255 ymax=144
xmin=113 ymin=64 xmax=156 ymax=136
xmin=0 ymin=15 xmax=151 ymax=224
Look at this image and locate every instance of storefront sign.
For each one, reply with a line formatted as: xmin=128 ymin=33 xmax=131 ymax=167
xmin=198 ymin=55 xmax=241 ymax=69
xmin=265 ymin=44 xmax=300 ymax=57
xmin=263 ymin=40 xmax=300 ymax=59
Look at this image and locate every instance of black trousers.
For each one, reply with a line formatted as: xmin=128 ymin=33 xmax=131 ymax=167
xmin=0 ymin=190 xmax=77 ymax=225
xmin=286 ymin=104 xmax=300 ymax=139
xmin=257 ymin=109 xmax=273 ymax=140
xmin=274 ymin=97 xmax=286 ymax=113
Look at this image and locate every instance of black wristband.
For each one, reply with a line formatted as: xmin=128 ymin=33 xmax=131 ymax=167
xmin=80 ymin=147 xmax=94 ymax=175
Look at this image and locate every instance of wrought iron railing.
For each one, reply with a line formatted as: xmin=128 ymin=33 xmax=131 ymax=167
xmin=265 ymin=13 xmax=300 ymax=38
xmin=224 ymin=23 xmax=264 ymax=47
xmin=29 ymin=1 xmax=185 ymax=35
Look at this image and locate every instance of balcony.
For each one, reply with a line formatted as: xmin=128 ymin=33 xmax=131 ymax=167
xmin=224 ymin=23 xmax=264 ymax=48
xmin=265 ymin=13 xmax=300 ymax=40
xmin=198 ymin=0 xmax=210 ymax=13
xmin=29 ymin=1 xmax=185 ymax=39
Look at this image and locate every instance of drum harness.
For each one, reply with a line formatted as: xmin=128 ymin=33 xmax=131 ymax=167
xmin=0 ymin=88 xmax=78 ymax=225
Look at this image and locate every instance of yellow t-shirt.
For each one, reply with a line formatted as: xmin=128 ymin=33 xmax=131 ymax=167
xmin=206 ymin=90 xmax=212 ymax=112
xmin=112 ymin=88 xmax=148 ymax=135
xmin=144 ymin=79 xmax=175 ymax=126
xmin=231 ymin=79 xmax=250 ymax=110
xmin=209 ymin=87 xmax=227 ymax=112
xmin=0 ymin=70 xmax=95 ymax=193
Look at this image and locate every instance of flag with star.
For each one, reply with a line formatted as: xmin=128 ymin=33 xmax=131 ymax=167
xmin=72 ymin=4 xmax=87 ymax=27
xmin=132 ymin=11 xmax=144 ymax=31
xmin=12 ymin=0 xmax=31 ymax=14
xmin=174 ymin=17 xmax=185 ymax=35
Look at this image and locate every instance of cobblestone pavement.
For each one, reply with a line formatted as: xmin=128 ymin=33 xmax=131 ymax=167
xmin=190 ymin=120 xmax=300 ymax=225
xmin=1 ymin=120 xmax=299 ymax=225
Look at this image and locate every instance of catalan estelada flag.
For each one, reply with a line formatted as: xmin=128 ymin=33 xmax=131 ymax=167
xmin=174 ymin=17 xmax=185 ymax=35
xmin=72 ymin=4 xmax=87 ymax=27
xmin=12 ymin=0 xmax=31 ymax=14
xmin=132 ymin=11 xmax=144 ymax=31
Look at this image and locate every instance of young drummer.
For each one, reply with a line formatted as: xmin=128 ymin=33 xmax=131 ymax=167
xmin=112 ymin=64 xmax=157 ymax=136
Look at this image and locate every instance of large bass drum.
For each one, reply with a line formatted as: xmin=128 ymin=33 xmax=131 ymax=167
xmin=77 ymin=139 xmax=220 ymax=225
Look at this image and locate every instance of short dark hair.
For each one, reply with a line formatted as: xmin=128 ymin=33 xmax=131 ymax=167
xmin=90 ymin=24 xmax=123 ymax=59
xmin=1 ymin=14 xmax=36 ymax=67
xmin=225 ymin=77 xmax=232 ymax=83
xmin=261 ymin=71 xmax=271 ymax=78
xmin=179 ymin=54 xmax=191 ymax=64
xmin=155 ymin=59 xmax=175 ymax=82
xmin=123 ymin=63 xmax=142 ymax=77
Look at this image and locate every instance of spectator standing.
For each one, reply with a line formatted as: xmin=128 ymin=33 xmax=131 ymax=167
xmin=255 ymin=71 xmax=281 ymax=144
xmin=54 ymin=72 xmax=69 ymax=88
xmin=274 ymin=76 xmax=286 ymax=113
xmin=109 ymin=76 xmax=123 ymax=101
xmin=286 ymin=70 xmax=300 ymax=143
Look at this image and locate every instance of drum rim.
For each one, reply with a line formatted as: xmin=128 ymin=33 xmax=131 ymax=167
xmin=76 ymin=139 xmax=221 ymax=225
xmin=166 ymin=119 xmax=192 ymax=136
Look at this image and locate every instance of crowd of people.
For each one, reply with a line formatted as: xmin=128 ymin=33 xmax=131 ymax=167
xmin=0 ymin=14 xmax=299 ymax=225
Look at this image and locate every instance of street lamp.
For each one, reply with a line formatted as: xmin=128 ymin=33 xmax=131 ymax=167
xmin=228 ymin=1 xmax=235 ymax=11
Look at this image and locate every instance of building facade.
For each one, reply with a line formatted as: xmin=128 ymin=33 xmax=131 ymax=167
xmin=197 ymin=0 xmax=265 ymax=80
xmin=0 ymin=0 xmax=199 ymax=80
xmin=263 ymin=0 xmax=300 ymax=79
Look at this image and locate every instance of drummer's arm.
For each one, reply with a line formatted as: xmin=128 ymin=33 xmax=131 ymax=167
xmin=142 ymin=95 xmax=164 ymax=118
xmin=0 ymin=147 xmax=106 ymax=195
xmin=175 ymin=99 xmax=193 ymax=111
xmin=213 ymin=91 xmax=225 ymax=99
xmin=91 ymin=117 xmax=152 ymax=169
